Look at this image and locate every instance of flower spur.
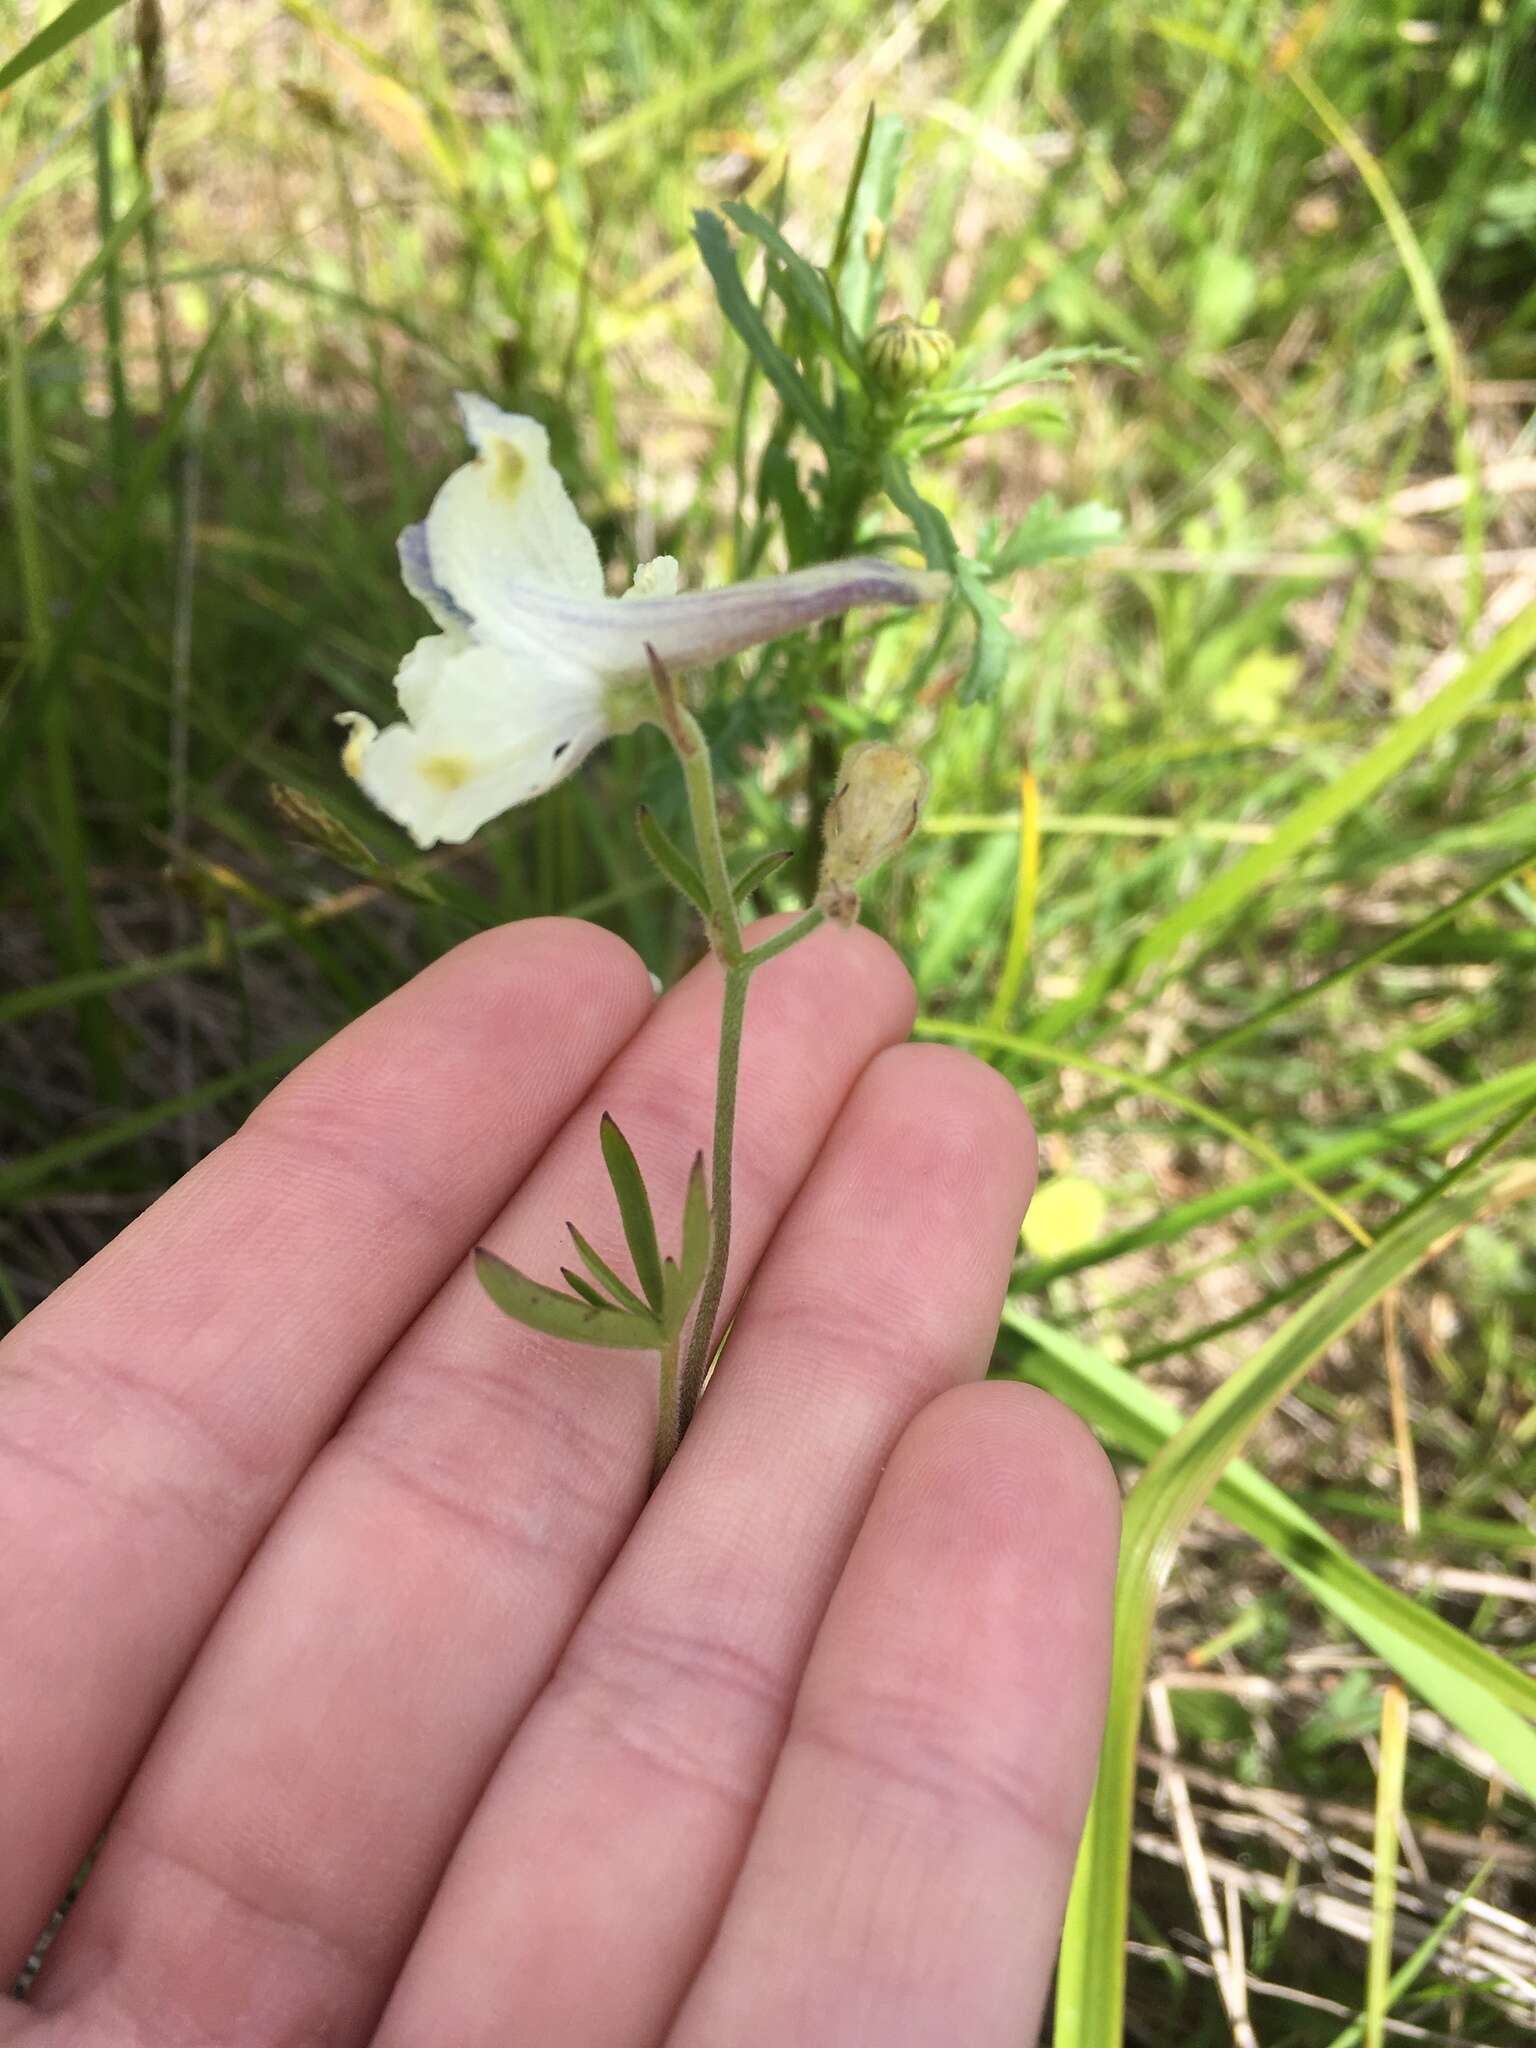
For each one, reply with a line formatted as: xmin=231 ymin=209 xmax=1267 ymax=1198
xmin=339 ymin=392 xmax=947 ymax=848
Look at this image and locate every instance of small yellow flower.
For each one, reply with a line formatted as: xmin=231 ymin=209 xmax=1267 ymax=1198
xmin=1021 ymin=1177 xmax=1108 ymax=1261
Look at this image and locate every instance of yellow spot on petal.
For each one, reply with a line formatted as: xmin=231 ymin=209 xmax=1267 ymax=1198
xmin=421 ymin=753 xmax=474 ymax=792
xmin=337 ymin=712 xmax=376 ymax=781
xmin=488 ymin=440 xmax=527 ymax=500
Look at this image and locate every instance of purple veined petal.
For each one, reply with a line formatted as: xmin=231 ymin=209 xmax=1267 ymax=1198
xmin=470 ymin=557 xmax=951 ymax=677
xmin=398 ymin=523 xmax=474 ymax=631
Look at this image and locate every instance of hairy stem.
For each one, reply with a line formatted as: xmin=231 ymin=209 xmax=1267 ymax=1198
xmin=645 ymin=650 xmax=823 ymax=1480
xmin=654 ymin=1331 xmax=683 ymax=1487
xmin=742 ymin=906 xmax=825 ymax=969
xmin=677 ymin=959 xmax=749 ymax=1434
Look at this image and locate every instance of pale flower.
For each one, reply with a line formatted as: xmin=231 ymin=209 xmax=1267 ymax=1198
xmin=339 ymin=392 xmax=947 ymax=848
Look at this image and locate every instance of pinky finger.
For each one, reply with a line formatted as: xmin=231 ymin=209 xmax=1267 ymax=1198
xmin=666 ymin=1381 xmax=1120 ymax=2048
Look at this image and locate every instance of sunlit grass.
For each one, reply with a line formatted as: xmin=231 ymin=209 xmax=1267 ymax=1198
xmin=4 ymin=0 xmax=1535 ymax=2036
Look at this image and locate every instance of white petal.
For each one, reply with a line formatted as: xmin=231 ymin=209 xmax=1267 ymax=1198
xmin=625 ymin=555 xmax=680 ymax=599
xmin=337 ymin=711 xmax=378 ymax=780
xmin=467 ymin=556 xmax=951 ymax=679
xmin=414 ymin=397 xmax=604 ymax=636
xmin=394 ymin=631 xmax=469 ymax=723
xmin=340 ymin=641 xmax=607 ymax=849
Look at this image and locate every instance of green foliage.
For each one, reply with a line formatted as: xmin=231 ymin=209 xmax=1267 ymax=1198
xmin=598 ymin=1112 xmax=665 ymax=1317
xmin=474 ymin=1248 xmax=663 ymax=1350
xmin=635 ymin=805 xmax=710 ymax=918
xmin=0 ymin=0 xmax=130 ymax=94
xmin=6 ymin=0 xmax=1536 ymax=2034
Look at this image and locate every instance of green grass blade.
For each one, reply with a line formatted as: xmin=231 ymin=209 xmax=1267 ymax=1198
xmin=827 ymin=101 xmax=876 ymax=278
xmin=1283 ymin=59 xmax=1483 ymax=630
xmin=1008 ymin=1308 xmax=1536 ymax=1736
xmin=834 ymin=110 xmax=903 ymax=333
xmin=1050 ymin=1159 xmax=1536 ymax=2046
xmin=987 ymin=767 xmax=1039 ymax=1028
xmin=8 ymin=314 xmax=119 ymax=1096
xmin=0 ymin=0 xmax=129 ymax=94
xmin=1364 ymin=1683 xmax=1409 ymax=2048
xmin=918 ymin=1017 xmax=1371 ymax=1246
xmin=1034 ymin=599 xmax=1536 ymax=1039
xmin=32 ymin=185 xmax=153 ymax=349
xmin=1321 ymin=1864 xmax=1490 ymax=2048
xmin=0 ymin=1043 xmax=316 ymax=1204
xmin=1014 ymin=1059 xmax=1536 ymax=1289
xmin=0 ymin=300 xmax=232 ymax=806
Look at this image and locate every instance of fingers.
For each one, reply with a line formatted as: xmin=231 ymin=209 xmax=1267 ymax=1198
xmin=29 ymin=922 xmax=916 ymax=2046
xmin=668 ymin=1382 xmax=1120 ymax=2048
xmin=0 ymin=917 xmax=655 ymax=1979
xmin=372 ymin=1044 xmax=1037 ymax=2048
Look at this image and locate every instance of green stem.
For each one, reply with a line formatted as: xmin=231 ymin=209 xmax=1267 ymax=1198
xmin=742 ymin=906 xmax=825 ymax=969
xmin=653 ymin=1331 xmax=683 ymax=1487
xmin=645 ymin=663 xmax=826 ymax=1474
xmin=677 ymin=959 xmax=749 ymax=1432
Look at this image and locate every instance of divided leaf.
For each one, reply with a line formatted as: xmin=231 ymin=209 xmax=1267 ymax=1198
xmin=567 ymin=1221 xmax=651 ymax=1318
xmin=880 ymin=454 xmax=1019 ymax=705
xmin=731 ymin=847 xmax=793 ymax=905
xmin=678 ymin=1151 xmax=711 ymax=1305
xmin=560 ymin=1265 xmax=616 ymax=1312
xmin=952 ymin=558 xmax=1015 ymax=705
xmin=880 ymin=450 xmax=957 ymax=571
xmin=635 ymin=805 xmax=709 ymax=915
xmin=991 ymin=497 xmax=1124 ymax=573
xmin=721 ymin=200 xmax=843 ymax=352
xmin=474 ymin=1249 xmax=660 ymax=1350
xmin=0 ymin=0 xmax=129 ymax=94
xmin=693 ymin=209 xmax=833 ymax=448
xmin=599 ymin=1113 xmax=665 ymax=1316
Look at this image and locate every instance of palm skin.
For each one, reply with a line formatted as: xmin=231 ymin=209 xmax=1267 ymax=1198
xmin=0 ymin=916 xmax=1117 ymax=2047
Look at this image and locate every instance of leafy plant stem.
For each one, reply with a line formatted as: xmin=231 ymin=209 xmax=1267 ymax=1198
xmin=654 ymin=1330 xmax=683 ymax=1486
xmin=651 ymin=650 xmax=833 ymax=1456
xmin=665 ymin=693 xmax=743 ymax=964
xmin=742 ymin=906 xmax=824 ymax=968
xmin=676 ymin=959 xmax=748 ymax=1438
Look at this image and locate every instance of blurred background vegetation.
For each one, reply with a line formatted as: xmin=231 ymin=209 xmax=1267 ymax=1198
xmin=3 ymin=0 xmax=1535 ymax=2038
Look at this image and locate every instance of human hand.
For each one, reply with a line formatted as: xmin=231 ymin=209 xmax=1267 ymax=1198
xmin=1 ymin=918 xmax=1117 ymax=2047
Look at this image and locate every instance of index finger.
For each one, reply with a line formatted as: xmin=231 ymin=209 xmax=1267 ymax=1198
xmin=0 ymin=917 xmax=655 ymax=1980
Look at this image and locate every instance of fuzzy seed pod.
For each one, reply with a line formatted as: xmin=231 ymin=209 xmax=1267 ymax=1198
xmin=816 ymin=742 xmax=929 ymax=927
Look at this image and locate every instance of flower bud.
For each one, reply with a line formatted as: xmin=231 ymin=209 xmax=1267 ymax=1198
xmin=816 ymin=742 xmax=929 ymax=927
xmin=863 ymin=315 xmax=953 ymax=397
xmin=270 ymin=782 xmax=383 ymax=873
